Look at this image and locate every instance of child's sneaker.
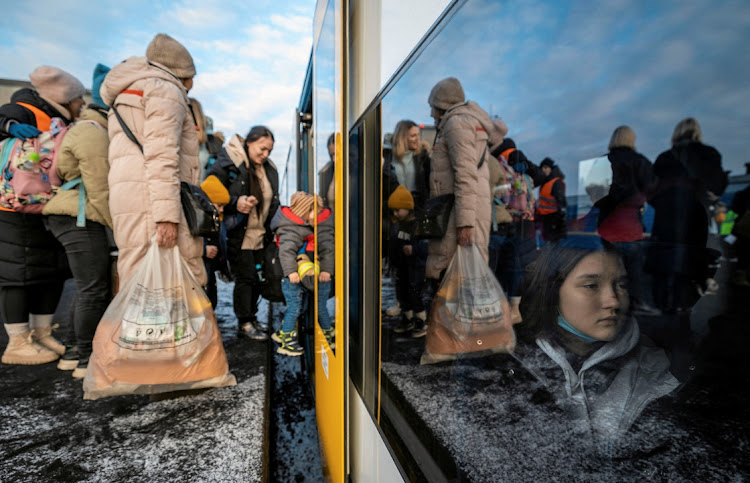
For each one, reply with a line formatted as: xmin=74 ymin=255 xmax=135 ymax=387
xmin=277 ymin=330 xmax=304 ymax=356
xmin=393 ymin=315 xmax=415 ymax=334
xmin=409 ymin=318 xmax=427 ymax=338
xmin=322 ymin=327 xmax=335 ymax=349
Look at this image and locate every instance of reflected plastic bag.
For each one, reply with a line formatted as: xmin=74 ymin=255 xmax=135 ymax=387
xmin=83 ymin=240 xmax=236 ymax=399
xmin=421 ymin=244 xmax=516 ymax=364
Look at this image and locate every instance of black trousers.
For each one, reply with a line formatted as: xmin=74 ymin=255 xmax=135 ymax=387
xmin=46 ymin=215 xmax=110 ymax=355
xmin=227 ymin=240 xmax=263 ymax=324
xmin=0 ymin=283 xmax=62 ymax=325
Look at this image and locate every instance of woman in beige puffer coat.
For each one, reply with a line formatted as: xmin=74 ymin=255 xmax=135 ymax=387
xmin=100 ymin=34 xmax=205 ymax=287
xmin=425 ymin=77 xmax=505 ymax=281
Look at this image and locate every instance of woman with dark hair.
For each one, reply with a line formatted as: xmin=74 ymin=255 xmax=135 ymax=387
xmin=516 ymin=237 xmax=679 ymax=443
xmin=208 ymin=126 xmax=280 ymax=339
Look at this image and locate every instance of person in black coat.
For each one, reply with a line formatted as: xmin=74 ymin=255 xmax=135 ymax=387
xmin=207 ymin=126 xmax=279 ymax=339
xmin=647 ymin=117 xmax=726 ymax=313
xmin=0 ymin=66 xmax=86 ymax=365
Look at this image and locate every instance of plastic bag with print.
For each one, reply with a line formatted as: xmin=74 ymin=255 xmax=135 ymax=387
xmin=84 ymin=239 xmax=236 ymax=399
xmin=421 ymin=244 xmax=516 ymax=364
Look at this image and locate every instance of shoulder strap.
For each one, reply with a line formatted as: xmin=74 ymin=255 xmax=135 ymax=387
xmin=60 ymin=177 xmax=86 ymax=227
xmin=111 ymin=104 xmax=143 ymax=153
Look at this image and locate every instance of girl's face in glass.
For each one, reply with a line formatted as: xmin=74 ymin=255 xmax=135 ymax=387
xmin=246 ymin=136 xmax=274 ymax=165
xmin=406 ymin=126 xmax=420 ymax=151
xmin=558 ymin=252 xmax=629 ymax=341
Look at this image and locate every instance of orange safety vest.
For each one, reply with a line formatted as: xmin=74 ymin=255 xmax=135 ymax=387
xmin=15 ymin=102 xmax=52 ymax=131
xmin=537 ymin=177 xmax=563 ymax=215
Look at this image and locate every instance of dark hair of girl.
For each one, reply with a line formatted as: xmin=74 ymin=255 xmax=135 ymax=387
xmin=517 ymin=237 xmax=620 ymax=343
xmin=243 ymin=125 xmax=274 ymax=215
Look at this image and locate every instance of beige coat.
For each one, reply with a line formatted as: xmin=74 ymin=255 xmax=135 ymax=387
xmin=43 ymin=108 xmax=112 ymax=227
xmin=426 ymin=101 xmax=504 ymax=279
xmin=100 ymin=56 xmax=205 ymax=286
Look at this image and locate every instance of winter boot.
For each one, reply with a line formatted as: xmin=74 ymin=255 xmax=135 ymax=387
xmin=2 ymin=327 xmax=59 ymax=365
xmin=239 ymin=320 xmax=268 ymax=341
xmin=277 ymin=330 xmax=304 ymax=356
xmin=30 ymin=314 xmax=66 ymax=355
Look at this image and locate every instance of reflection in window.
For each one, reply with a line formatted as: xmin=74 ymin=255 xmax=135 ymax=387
xmin=376 ymin=0 xmax=749 ymax=479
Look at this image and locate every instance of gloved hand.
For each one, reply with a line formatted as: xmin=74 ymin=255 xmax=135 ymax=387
xmin=8 ymin=123 xmax=41 ymax=140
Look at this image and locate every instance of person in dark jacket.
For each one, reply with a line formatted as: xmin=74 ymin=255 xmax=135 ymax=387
xmin=0 ymin=65 xmax=85 ymax=141
xmin=647 ymin=117 xmax=726 ymax=313
xmin=596 ymin=126 xmax=657 ymax=316
xmin=270 ymin=192 xmax=334 ymax=356
xmin=536 ymin=157 xmax=567 ymax=242
xmin=207 ymin=126 xmax=280 ymax=340
xmin=199 ymin=175 xmax=233 ymax=309
xmin=0 ymin=66 xmax=86 ymax=365
xmin=382 ymin=120 xmax=431 ymax=211
xmin=387 ymin=186 xmax=429 ymax=338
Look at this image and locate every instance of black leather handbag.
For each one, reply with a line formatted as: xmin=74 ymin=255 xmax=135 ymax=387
xmin=113 ymin=105 xmax=220 ymax=239
xmin=180 ymin=182 xmax=220 ymax=238
xmin=414 ymin=193 xmax=455 ymax=239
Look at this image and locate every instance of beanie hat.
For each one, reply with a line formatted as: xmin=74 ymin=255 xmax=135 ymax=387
xmin=146 ymin=33 xmax=196 ymax=78
xmin=428 ymin=77 xmax=465 ymax=110
xmin=29 ymin=66 xmax=86 ymax=105
xmin=200 ymin=175 xmax=230 ymax=204
xmin=388 ymin=185 xmax=414 ymax=210
xmin=540 ymin=157 xmax=556 ymax=169
xmin=91 ymin=63 xmax=111 ymax=109
xmin=290 ymin=191 xmax=315 ymax=220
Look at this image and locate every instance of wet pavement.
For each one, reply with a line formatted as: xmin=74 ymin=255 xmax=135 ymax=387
xmin=0 ymin=279 xmax=269 ymax=482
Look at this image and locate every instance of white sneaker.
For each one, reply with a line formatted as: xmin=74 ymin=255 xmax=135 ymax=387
xmin=384 ymin=302 xmax=401 ymax=317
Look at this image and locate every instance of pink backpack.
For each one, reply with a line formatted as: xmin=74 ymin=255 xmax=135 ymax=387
xmin=0 ymin=118 xmax=67 ymax=213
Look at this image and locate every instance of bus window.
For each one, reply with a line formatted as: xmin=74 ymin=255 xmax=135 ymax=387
xmin=377 ymin=0 xmax=750 ymax=479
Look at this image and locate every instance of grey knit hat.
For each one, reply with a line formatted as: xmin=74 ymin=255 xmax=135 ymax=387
xmin=29 ymin=66 xmax=86 ymax=104
xmin=146 ymin=33 xmax=196 ymax=78
xmin=428 ymin=77 xmax=465 ymax=110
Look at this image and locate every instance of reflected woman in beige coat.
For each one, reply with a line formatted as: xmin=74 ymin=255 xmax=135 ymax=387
xmin=100 ymin=34 xmax=205 ymax=287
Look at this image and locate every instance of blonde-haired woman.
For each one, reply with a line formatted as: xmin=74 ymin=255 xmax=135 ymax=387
xmin=383 ymin=120 xmax=431 ymax=210
xmin=648 ymin=117 xmax=725 ymax=313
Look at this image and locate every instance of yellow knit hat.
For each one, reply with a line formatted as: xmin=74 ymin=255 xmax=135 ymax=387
xmin=388 ymin=185 xmax=414 ymax=210
xmin=200 ymin=175 xmax=230 ymax=204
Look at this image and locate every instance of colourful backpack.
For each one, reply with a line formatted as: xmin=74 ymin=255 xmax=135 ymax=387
xmin=0 ymin=118 xmax=68 ymax=213
xmin=496 ymin=154 xmax=535 ymax=220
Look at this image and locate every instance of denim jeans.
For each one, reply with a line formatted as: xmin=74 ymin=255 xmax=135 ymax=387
xmin=46 ymin=215 xmax=110 ymax=355
xmin=281 ymin=278 xmax=332 ymax=332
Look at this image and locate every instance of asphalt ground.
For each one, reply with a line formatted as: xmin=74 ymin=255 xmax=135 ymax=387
xmin=0 ymin=279 xmax=269 ymax=482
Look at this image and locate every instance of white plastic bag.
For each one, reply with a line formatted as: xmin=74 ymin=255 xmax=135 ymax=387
xmin=84 ymin=239 xmax=236 ymax=399
xmin=116 ymin=242 xmax=207 ymax=361
xmin=439 ymin=244 xmax=509 ymax=338
xmin=421 ymin=244 xmax=515 ymax=364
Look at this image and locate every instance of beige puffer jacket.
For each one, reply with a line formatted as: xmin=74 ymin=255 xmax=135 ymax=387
xmin=100 ymin=56 xmax=205 ymax=286
xmin=43 ymin=107 xmax=112 ymax=227
xmin=426 ymin=101 xmax=505 ymax=280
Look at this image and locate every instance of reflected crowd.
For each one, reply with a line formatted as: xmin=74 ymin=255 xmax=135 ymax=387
xmin=379 ymin=75 xmax=749 ymax=460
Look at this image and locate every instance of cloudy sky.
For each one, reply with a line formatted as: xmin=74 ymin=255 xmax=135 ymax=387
xmin=382 ymin=0 xmax=750 ymax=194
xmin=0 ymin=0 xmax=313 ymax=184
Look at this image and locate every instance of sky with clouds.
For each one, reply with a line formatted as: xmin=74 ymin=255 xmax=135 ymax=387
xmin=0 ymin=0 xmax=313 ymax=184
xmin=381 ymin=0 xmax=750 ymax=194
